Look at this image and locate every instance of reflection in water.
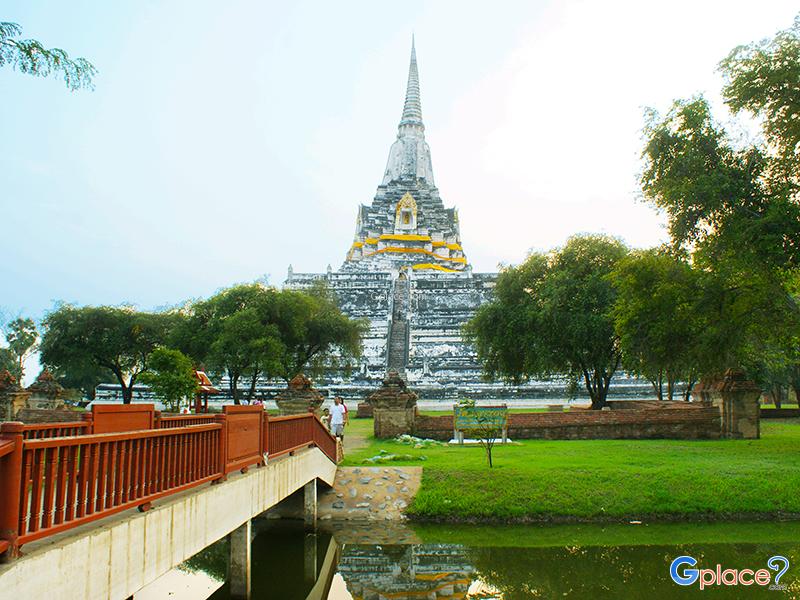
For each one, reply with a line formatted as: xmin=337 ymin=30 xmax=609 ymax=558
xmin=187 ymin=520 xmax=800 ymax=600
xmin=337 ymin=543 xmax=474 ymax=599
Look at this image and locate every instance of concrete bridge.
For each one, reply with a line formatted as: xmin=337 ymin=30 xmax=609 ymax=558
xmin=0 ymin=404 xmax=339 ymax=599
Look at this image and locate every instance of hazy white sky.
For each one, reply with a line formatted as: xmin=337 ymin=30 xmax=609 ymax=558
xmin=2 ymin=0 xmax=798 ymax=322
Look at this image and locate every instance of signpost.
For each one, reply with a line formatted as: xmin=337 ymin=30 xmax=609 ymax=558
xmin=453 ymin=404 xmax=508 ymax=444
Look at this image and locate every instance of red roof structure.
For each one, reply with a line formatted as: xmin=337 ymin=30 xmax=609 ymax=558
xmin=193 ymin=370 xmax=219 ymax=413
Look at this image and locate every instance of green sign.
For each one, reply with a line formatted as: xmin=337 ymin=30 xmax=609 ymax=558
xmin=454 ymin=405 xmax=508 ymax=431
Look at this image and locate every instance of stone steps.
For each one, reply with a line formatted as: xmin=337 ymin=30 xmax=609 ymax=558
xmin=387 ymin=277 xmax=411 ymax=373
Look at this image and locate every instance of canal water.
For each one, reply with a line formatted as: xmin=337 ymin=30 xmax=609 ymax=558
xmin=180 ymin=519 xmax=800 ymax=599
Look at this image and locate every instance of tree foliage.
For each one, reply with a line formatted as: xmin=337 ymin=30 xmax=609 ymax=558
xmin=40 ymin=305 xmax=175 ymax=403
xmin=49 ymin=362 xmax=106 ymax=402
xmin=611 ymin=251 xmax=702 ymax=400
xmin=457 ymin=399 xmax=505 ymax=468
xmin=465 ymin=235 xmax=628 ymax=409
xmin=720 ymin=15 xmax=800 ymax=187
xmin=641 ymin=98 xmax=798 ymax=271
xmin=0 ymin=347 xmax=19 ymax=380
xmin=173 ymin=283 xmax=364 ymax=404
xmin=271 ymin=284 xmax=365 ymax=381
xmin=173 ymin=284 xmax=283 ymax=404
xmin=138 ymin=347 xmax=198 ymax=413
xmin=3 ymin=317 xmax=38 ymax=381
xmin=0 ymin=22 xmax=96 ymax=91
xmin=639 ymin=15 xmax=800 ymax=394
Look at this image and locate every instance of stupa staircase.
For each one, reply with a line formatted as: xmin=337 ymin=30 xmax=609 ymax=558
xmin=387 ymin=276 xmax=410 ymax=375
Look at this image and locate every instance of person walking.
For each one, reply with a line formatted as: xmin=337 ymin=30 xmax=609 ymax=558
xmin=330 ymin=396 xmax=347 ymax=441
xmin=322 ymin=407 xmax=331 ymax=430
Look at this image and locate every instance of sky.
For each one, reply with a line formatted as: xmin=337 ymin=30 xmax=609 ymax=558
xmin=2 ymin=0 xmax=798 ymax=324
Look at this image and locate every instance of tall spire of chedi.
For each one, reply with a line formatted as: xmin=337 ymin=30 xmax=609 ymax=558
xmin=400 ymin=35 xmax=423 ymax=126
xmin=382 ymin=35 xmax=435 ymax=185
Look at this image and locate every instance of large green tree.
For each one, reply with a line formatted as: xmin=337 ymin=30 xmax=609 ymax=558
xmin=40 ymin=305 xmax=176 ymax=403
xmin=0 ymin=22 xmax=96 ymax=90
xmin=640 ymin=15 xmax=800 ymax=389
xmin=465 ymin=235 xmax=628 ymax=409
xmin=174 ymin=283 xmax=364 ymax=403
xmin=173 ymin=284 xmax=284 ymax=404
xmin=611 ymin=251 xmax=702 ymax=401
xmin=138 ymin=347 xmax=198 ymax=413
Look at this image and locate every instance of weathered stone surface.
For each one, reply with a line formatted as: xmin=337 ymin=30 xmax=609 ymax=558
xmin=274 ymin=373 xmax=324 ymax=416
xmin=316 ymin=466 xmax=422 ymax=521
xmin=368 ymin=370 xmax=418 ymax=438
xmin=26 ymin=369 xmax=66 ymax=411
xmin=693 ymin=369 xmax=760 ymax=439
xmin=0 ymin=369 xmax=31 ymax=421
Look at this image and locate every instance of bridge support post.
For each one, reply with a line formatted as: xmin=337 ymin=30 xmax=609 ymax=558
xmin=229 ymin=519 xmax=252 ymax=600
xmin=304 ymin=479 xmax=317 ymax=529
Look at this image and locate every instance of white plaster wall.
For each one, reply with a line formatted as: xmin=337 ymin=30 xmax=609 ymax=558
xmin=0 ymin=447 xmax=336 ymax=600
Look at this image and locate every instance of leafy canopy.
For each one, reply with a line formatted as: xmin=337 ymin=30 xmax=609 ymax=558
xmin=0 ymin=22 xmax=96 ymax=90
xmin=139 ymin=347 xmax=198 ymax=413
xmin=720 ymin=16 xmax=800 ymax=186
xmin=40 ymin=305 xmax=176 ymax=403
xmin=640 ymin=14 xmax=800 ymax=385
xmin=611 ymin=250 xmax=702 ymax=400
xmin=466 ymin=234 xmax=628 ymax=409
xmin=173 ymin=283 xmax=365 ymax=403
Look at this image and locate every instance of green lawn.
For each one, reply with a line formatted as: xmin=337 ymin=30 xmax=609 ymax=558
xmin=342 ymin=419 xmax=800 ymax=522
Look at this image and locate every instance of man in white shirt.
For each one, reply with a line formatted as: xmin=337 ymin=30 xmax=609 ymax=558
xmin=330 ymin=396 xmax=347 ymax=440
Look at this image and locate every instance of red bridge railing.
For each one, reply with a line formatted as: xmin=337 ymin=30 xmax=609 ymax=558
xmin=156 ymin=414 xmax=218 ymax=429
xmin=22 ymin=421 xmax=92 ymax=440
xmin=0 ymin=406 xmax=338 ymax=561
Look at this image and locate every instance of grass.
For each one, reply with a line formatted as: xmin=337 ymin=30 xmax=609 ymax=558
xmin=412 ymin=520 xmax=800 ymax=547
xmin=342 ymin=419 xmax=800 ymax=522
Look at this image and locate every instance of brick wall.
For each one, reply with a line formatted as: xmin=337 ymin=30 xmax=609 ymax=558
xmin=507 ymin=406 xmax=720 ymax=440
xmin=761 ymin=408 xmax=800 ymax=419
xmin=412 ymin=406 xmax=721 ymax=441
xmin=15 ymin=408 xmax=84 ymax=423
xmin=414 ymin=414 xmax=453 ymax=441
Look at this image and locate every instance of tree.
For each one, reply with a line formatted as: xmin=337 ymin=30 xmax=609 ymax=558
xmin=0 ymin=22 xmax=96 ymax=90
xmin=174 ymin=283 xmax=365 ymax=403
xmin=40 ymin=305 xmax=175 ymax=403
xmin=465 ymin=235 xmax=628 ymax=409
xmin=457 ymin=399 xmax=506 ymax=468
xmin=49 ymin=363 xmax=106 ymax=402
xmin=173 ymin=284 xmax=285 ymax=404
xmin=640 ymin=97 xmax=797 ymax=272
xmin=3 ymin=317 xmax=38 ymax=381
xmin=271 ymin=285 xmax=366 ymax=381
xmin=138 ymin=348 xmax=198 ymax=413
xmin=640 ymin=16 xmax=800 ymax=388
xmin=611 ymin=251 xmax=702 ymax=401
xmin=720 ymin=16 xmax=800 ymax=187
xmin=0 ymin=347 xmax=19 ymax=380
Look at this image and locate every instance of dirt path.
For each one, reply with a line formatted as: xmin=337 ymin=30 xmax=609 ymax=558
xmin=342 ymin=420 xmax=370 ymax=453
